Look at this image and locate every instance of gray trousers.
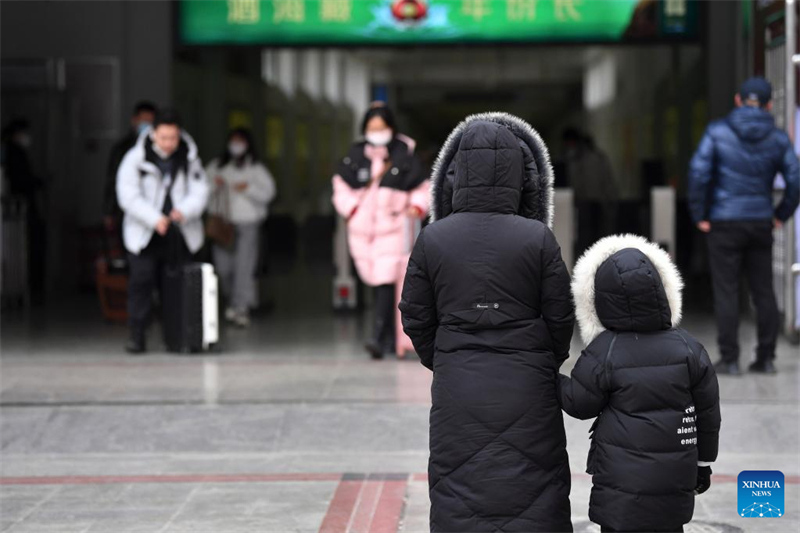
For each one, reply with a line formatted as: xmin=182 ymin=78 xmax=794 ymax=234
xmin=212 ymin=222 xmax=260 ymax=312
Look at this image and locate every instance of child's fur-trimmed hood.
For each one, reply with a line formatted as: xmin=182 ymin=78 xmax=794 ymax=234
xmin=572 ymin=234 xmax=683 ymax=345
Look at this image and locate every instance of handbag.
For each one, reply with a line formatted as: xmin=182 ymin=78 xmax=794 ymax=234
xmin=205 ymin=182 xmax=236 ymax=249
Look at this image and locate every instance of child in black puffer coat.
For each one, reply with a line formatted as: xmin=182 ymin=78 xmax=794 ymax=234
xmin=558 ymin=235 xmax=721 ymax=533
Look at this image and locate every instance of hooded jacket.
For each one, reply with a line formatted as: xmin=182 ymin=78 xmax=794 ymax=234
xmin=332 ymin=135 xmax=429 ymax=287
xmin=117 ymin=130 xmax=209 ymax=254
xmin=558 ymin=235 xmax=721 ymax=531
xmin=400 ymin=113 xmax=575 ymax=532
xmin=688 ymin=106 xmax=800 ymax=223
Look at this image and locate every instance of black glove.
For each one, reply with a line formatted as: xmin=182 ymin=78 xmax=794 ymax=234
xmin=695 ymin=465 xmax=712 ymax=495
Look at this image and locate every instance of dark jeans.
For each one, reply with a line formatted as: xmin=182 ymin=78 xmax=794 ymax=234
xmin=127 ymin=228 xmax=189 ymax=334
xmin=707 ymin=220 xmax=779 ymax=363
xmin=373 ymin=284 xmax=396 ymax=352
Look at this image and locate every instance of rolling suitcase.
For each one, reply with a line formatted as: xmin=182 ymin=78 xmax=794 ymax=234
xmin=162 ymin=263 xmax=219 ymax=353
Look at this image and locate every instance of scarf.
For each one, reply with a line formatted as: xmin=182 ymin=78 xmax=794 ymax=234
xmin=364 ymin=144 xmax=389 ymax=181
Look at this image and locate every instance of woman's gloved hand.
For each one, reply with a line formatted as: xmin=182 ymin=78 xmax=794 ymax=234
xmin=695 ymin=466 xmax=712 ymax=495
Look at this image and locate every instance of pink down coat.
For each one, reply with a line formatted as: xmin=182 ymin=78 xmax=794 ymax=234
xmin=332 ymin=136 xmax=429 ymax=288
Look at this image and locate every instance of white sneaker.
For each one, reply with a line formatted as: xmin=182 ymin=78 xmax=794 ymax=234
xmin=224 ymin=307 xmax=237 ymax=322
xmin=233 ymin=310 xmax=250 ymax=328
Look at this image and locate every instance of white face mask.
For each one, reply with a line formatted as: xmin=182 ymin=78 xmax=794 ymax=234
xmin=365 ymin=130 xmax=392 ymax=147
xmin=228 ymin=141 xmax=248 ymax=158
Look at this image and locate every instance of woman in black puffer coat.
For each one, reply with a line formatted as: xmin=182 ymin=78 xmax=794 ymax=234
xmin=400 ymin=113 xmax=575 ymax=532
xmin=558 ymin=234 xmax=722 ymax=533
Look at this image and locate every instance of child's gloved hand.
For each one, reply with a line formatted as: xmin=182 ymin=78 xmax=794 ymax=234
xmin=695 ymin=466 xmax=712 ymax=495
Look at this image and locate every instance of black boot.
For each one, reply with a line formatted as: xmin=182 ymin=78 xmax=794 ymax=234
xmin=365 ymin=341 xmax=383 ymax=359
xmin=125 ymin=326 xmax=147 ymax=355
xmin=713 ymin=359 xmax=740 ymax=376
xmin=367 ymin=284 xmax=396 ymax=360
xmin=365 ymin=314 xmax=388 ymax=360
xmin=380 ymin=324 xmax=396 ymax=360
xmin=749 ymin=359 xmax=777 ymax=374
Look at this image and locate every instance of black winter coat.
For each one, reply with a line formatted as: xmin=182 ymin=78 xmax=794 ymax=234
xmin=400 ymin=113 xmax=575 ymax=532
xmin=558 ymin=236 xmax=721 ymax=531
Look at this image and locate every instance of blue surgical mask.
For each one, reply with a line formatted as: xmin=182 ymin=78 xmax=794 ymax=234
xmin=136 ymin=122 xmax=151 ymax=135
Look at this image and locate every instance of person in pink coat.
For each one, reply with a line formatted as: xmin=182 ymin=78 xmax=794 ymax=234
xmin=332 ymin=104 xmax=429 ymax=359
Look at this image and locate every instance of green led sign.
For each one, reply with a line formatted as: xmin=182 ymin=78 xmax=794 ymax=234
xmin=180 ymin=0 xmax=698 ymax=46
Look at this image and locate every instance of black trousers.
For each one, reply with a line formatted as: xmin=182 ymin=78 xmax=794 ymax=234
xmin=373 ymin=284 xmax=396 ymax=351
xmin=127 ymin=228 xmax=189 ymax=333
xmin=706 ymin=220 xmax=779 ymax=363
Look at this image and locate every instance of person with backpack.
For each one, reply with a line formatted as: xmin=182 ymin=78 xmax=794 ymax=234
xmin=400 ymin=113 xmax=575 ymax=532
xmin=558 ymin=234 xmax=722 ymax=533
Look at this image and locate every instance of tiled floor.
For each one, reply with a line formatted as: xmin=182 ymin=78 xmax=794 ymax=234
xmin=1 ymin=297 xmax=798 ymax=532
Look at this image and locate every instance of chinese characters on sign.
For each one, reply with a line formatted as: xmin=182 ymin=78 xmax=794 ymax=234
xmin=273 ymin=0 xmax=306 ymax=24
xmin=505 ymin=0 xmax=582 ymax=23
xmin=462 ymin=0 xmax=492 ymax=22
xmin=227 ymin=0 xmax=260 ymax=24
xmin=320 ymin=0 xmax=353 ymax=23
xmin=555 ymin=0 xmax=581 ymax=21
xmin=183 ymin=0 xmax=697 ymax=45
xmin=507 ymin=0 xmax=537 ymax=22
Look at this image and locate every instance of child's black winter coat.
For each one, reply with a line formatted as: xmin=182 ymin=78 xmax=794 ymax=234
xmin=558 ymin=238 xmax=722 ymax=532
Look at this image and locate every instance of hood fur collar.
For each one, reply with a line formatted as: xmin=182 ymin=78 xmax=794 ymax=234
xmin=429 ymin=112 xmax=554 ymax=227
xmin=572 ymin=234 xmax=683 ymax=345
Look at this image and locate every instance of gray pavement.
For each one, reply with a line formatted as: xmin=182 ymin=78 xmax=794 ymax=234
xmin=1 ymin=297 xmax=798 ymax=532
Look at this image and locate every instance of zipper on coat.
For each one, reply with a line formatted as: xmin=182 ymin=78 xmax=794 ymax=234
xmin=139 ymin=174 xmax=167 ymax=252
xmin=603 ymin=333 xmax=618 ymax=391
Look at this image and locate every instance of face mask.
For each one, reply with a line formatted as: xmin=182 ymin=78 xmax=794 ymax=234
xmin=365 ymin=130 xmax=392 ymax=147
xmin=136 ymin=122 xmax=151 ymax=135
xmin=228 ymin=141 xmax=248 ymax=158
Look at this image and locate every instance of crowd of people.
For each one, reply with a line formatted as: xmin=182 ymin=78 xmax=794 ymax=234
xmin=103 ymin=105 xmax=277 ymax=352
xmin=2 ymin=74 xmax=798 ymax=532
xmin=3 ymin=76 xmax=797 ymax=370
xmin=108 ymin=101 xmax=425 ymax=355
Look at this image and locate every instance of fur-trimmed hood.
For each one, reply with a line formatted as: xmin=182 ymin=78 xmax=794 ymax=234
xmin=430 ymin=112 xmax=554 ymax=226
xmin=572 ymin=234 xmax=683 ymax=345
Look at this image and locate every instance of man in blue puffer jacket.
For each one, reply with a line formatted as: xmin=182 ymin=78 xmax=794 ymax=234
xmin=689 ymin=77 xmax=800 ymax=376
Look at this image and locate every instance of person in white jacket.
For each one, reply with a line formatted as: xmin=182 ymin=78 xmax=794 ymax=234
xmin=205 ymin=128 xmax=276 ymax=327
xmin=116 ymin=109 xmax=209 ymax=353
